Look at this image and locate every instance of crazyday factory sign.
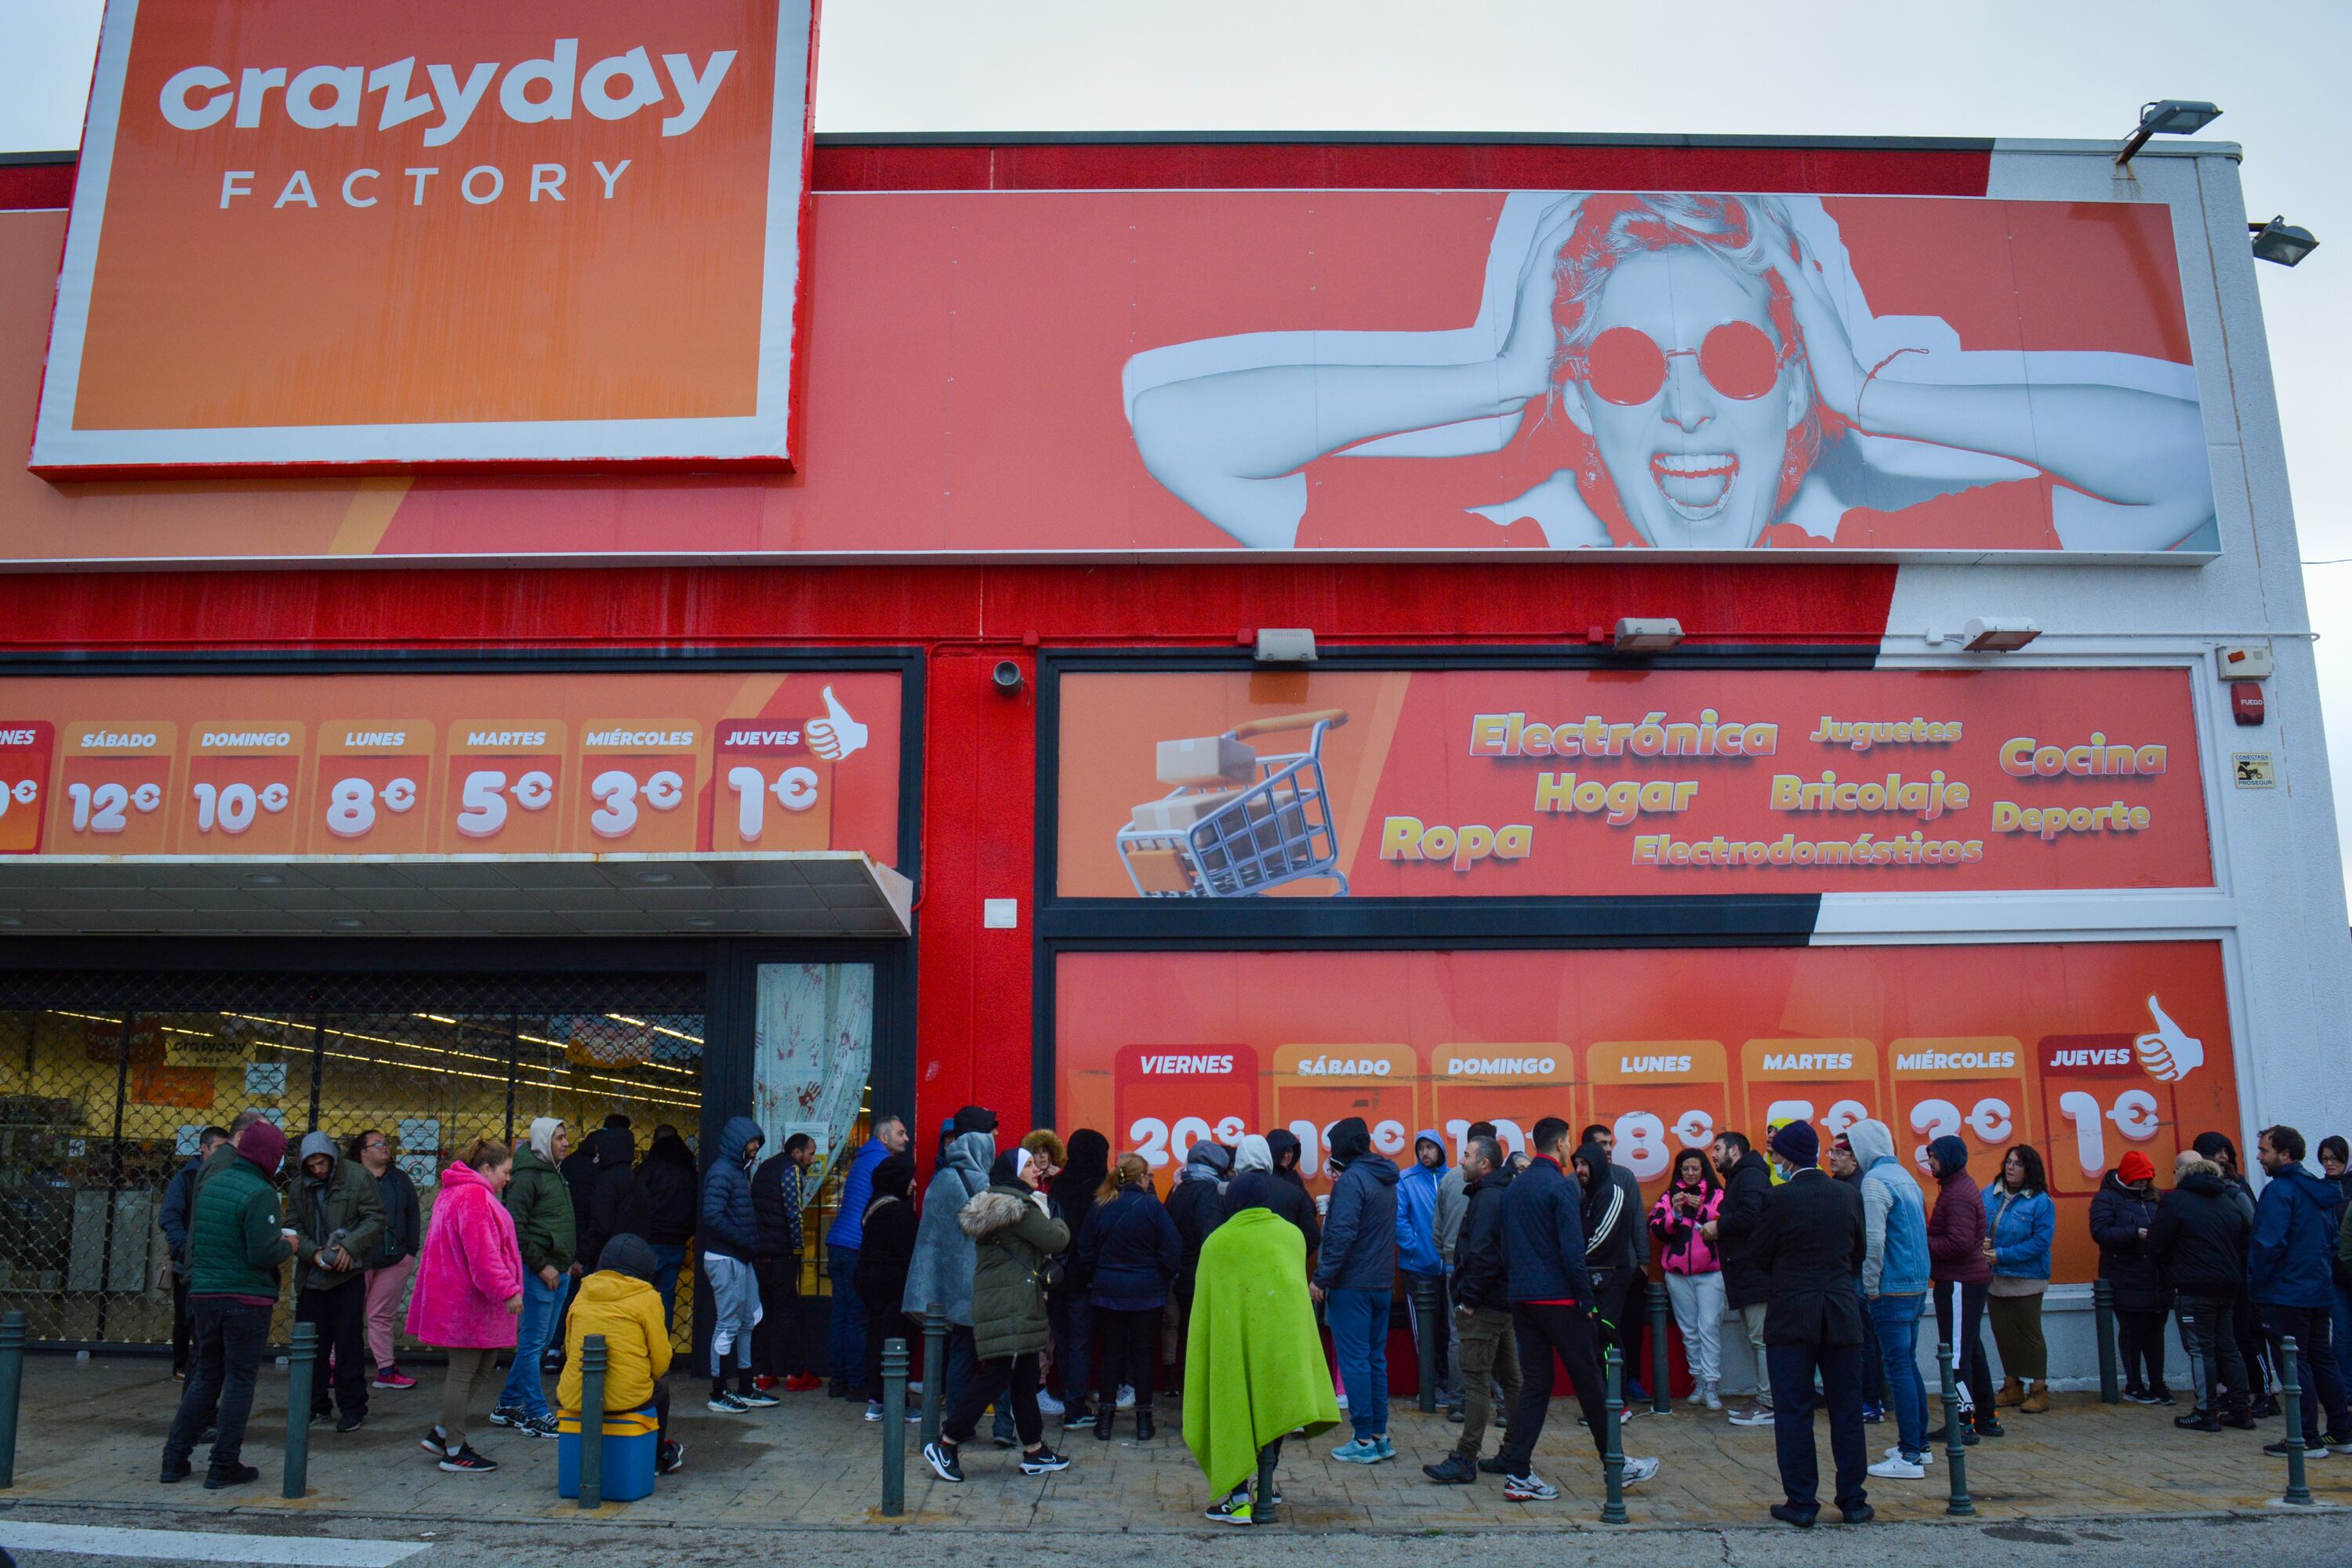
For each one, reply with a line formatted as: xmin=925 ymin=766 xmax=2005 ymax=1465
xmin=1056 ymin=942 xmax=2241 ymax=1284
xmin=31 ymin=0 xmax=815 ymax=474
xmin=1058 ymin=666 xmax=2212 ymax=897
xmin=0 ymin=669 xmax=898 ymax=860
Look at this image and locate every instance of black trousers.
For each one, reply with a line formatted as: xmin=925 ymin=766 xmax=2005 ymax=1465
xmin=753 ymin=1255 xmax=799 ymax=1378
xmin=1933 ymin=1280 xmax=1995 ymax=1425
xmin=1620 ymin=1271 xmax=1648 ymax=1391
xmin=945 ymin=1351 xmax=1043 ymax=1449
xmin=859 ymin=1298 xmax=909 ymax=1403
xmin=170 ymin=1272 xmax=192 ymax=1376
xmin=1767 ymin=1339 xmax=1868 ymax=1515
xmin=296 ymin=1283 xmax=368 ymax=1419
xmin=2116 ymin=1307 xmax=2171 ymax=1392
xmin=164 ymin=1298 xmax=271 ymax=1468
xmin=1096 ymin=1305 xmax=1164 ymax=1406
xmin=1501 ymin=1302 xmax=1612 ymax=1475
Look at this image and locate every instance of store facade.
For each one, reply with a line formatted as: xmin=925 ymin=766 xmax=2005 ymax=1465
xmin=0 ymin=7 xmax=2341 ymax=1380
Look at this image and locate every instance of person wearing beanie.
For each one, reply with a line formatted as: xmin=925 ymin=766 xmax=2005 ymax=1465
xmin=2091 ymin=1147 xmax=2173 ymax=1403
xmin=558 ymin=1232 xmax=682 ymax=1476
xmin=162 ymin=1118 xmax=295 ymax=1490
xmin=289 ymin=1128 xmax=386 ymax=1434
xmin=494 ymin=1117 xmax=578 ymax=1436
xmin=1924 ymin=1136 xmax=2000 ymax=1441
xmin=854 ymin=1152 xmax=922 ymax=1420
xmin=1313 ymin=1116 xmax=1400 ymax=1463
xmin=1751 ymin=1116 xmax=1872 ymax=1527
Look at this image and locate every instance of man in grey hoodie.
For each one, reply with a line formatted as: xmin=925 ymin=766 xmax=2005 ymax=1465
xmin=290 ymin=1129 xmax=385 ymax=1432
xmin=1847 ymin=1119 xmax=1933 ymax=1478
xmin=905 ymin=1127 xmax=997 ymax=1416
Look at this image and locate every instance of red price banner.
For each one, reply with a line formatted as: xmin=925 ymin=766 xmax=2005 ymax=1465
xmin=312 ymin=720 xmax=437 ymax=854
xmin=56 ymin=721 xmax=176 ymax=855
xmin=1270 ymin=1044 xmax=1419 ymax=1192
xmin=1427 ymin=1047 xmax=1576 ymax=1163
xmin=180 ymin=722 xmax=303 ymax=855
xmin=0 ymin=721 xmax=53 ymax=855
xmin=1741 ymin=1038 xmax=1883 ymax=1163
xmin=1889 ymin=1036 xmax=2033 ymax=1189
xmin=1111 ymin=1044 xmax=1258 ymax=1181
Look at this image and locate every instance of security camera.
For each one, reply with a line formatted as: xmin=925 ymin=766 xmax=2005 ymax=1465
xmin=992 ymin=661 xmax=1025 ymax=694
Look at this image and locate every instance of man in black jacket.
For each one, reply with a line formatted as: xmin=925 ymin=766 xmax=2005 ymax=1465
xmin=752 ymin=1133 xmax=820 ymax=1391
xmin=1423 ymin=1135 xmax=1522 ymax=1484
xmin=580 ymin=1126 xmax=654 ymax=1286
xmin=1711 ymin=1131 xmax=1776 ymax=1425
xmin=638 ymin=1129 xmax=699 ymax=1328
xmin=1750 ymin=1122 xmax=1871 ymax=1528
xmin=2151 ymin=1150 xmax=2256 ymax=1431
xmin=1494 ymin=1117 xmax=1660 ymax=1502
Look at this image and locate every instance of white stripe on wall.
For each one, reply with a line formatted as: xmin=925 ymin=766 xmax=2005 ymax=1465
xmin=0 ymin=1520 xmax=429 ymax=1566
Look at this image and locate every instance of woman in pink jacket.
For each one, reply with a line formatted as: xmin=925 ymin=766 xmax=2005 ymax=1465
xmin=406 ymin=1138 xmax=524 ymax=1473
xmin=1648 ymin=1148 xmax=1726 ymax=1410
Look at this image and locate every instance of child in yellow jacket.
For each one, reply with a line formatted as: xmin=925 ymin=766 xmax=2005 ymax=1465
xmin=558 ymin=1233 xmax=681 ymax=1475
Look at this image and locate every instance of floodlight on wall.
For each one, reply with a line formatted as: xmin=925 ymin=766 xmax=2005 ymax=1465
xmin=2251 ymin=216 xmax=2321 ymax=267
xmin=1962 ymin=616 xmax=2042 ymax=653
xmin=1253 ymin=628 xmax=1318 ymax=663
xmin=2115 ymin=98 xmax=2223 ymax=165
xmin=1612 ymin=618 xmax=1685 ymax=652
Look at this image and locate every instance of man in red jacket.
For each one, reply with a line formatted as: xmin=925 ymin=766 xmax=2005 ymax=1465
xmin=1924 ymin=1135 xmax=2001 ymax=1442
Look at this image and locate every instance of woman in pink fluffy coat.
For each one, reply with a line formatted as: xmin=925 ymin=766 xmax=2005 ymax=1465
xmin=406 ymin=1138 xmax=524 ymax=1473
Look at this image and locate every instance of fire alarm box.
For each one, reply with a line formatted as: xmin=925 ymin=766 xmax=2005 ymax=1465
xmin=2232 ymin=684 xmax=2265 ymax=726
xmin=2220 ymin=645 xmax=2274 ymax=681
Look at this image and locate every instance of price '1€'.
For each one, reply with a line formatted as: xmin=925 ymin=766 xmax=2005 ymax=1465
xmin=725 ymin=764 xmax=818 ymax=842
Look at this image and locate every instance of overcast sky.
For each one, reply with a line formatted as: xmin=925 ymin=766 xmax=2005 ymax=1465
xmin=3 ymin=0 xmax=2347 ymax=888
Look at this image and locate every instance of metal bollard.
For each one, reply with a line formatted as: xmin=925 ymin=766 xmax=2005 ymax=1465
xmin=282 ymin=1321 xmax=316 ymax=1499
xmin=921 ymin=1304 xmax=946 ymax=1447
xmin=1254 ymin=1441 xmax=1279 ymax=1525
xmin=1649 ymin=1287 xmax=1673 ymax=1415
xmin=881 ymin=1337 xmax=909 ymax=1516
xmin=579 ymin=1334 xmax=606 ymax=1510
xmin=1600 ymin=1347 xmax=1628 ymax=1524
xmin=1937 ymin=1341 xmax=1974 ymax=1516
xmin=0 ymin=1311 xmax=24 ymax=1490
xmin=2093 ymin=1279 xmax=2121 ymax=1404
xmin=1413 ymin=1273 xmax=1442 ymax=1414
xmin=2279 ymin=1335 xmax=2313 ymax=1507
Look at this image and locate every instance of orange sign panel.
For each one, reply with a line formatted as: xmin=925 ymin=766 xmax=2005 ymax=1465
xmin=34 ymin=0 xmax=815 ymax=474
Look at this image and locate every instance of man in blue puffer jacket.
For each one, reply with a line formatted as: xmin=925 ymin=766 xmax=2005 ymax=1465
xmin=1314 ymin=1117 xmax=1399 ymax=1462
xmin=2252 ymin=1124 xmax=2352 ymax=1454
xmin=701 ymin=1116 xmax=777 ymax=1413
xmin=1396 ymin=1130 xmax=1459 ymax=1414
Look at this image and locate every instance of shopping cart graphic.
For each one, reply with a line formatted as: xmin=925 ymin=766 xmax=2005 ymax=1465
xmin=1116 ymin=710 xmax=1350 ymax=898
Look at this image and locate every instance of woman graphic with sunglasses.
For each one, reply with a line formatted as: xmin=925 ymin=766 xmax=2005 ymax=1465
xmin=1125 ymin=191 xmax=2214 ymax=552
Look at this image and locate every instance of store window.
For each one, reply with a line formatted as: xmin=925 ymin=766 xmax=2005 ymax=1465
xmin=0 ymin=971 xmax=703 ymax=1348
xmin=752 ymin=962 xmax=874 ymax=1294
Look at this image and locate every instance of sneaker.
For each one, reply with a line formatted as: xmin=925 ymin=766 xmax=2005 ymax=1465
xmin=1619 ymin=1403 xmax=1642 ymax=1424
xmin=923 ymin=1440 xmax=964 ymax=1483
xmin=1203 ymin=1494 xmax=1254 ymax=1525
xmin=2263 ymin=1439 xmax=2318 ymax=1458
xmin=1423 ymin=1453 xmax=1479 ymax=1484
xmin=658 ymin=1440 xmax=685 ymax=1475
xmin=1332 ymin=1438 xmax=1383 ymax=1464
xmin=2329 ymin=1439 xmax=2352 ymax=1457
xmin=782 ymin=1374 xmax=824 ymax=1392
xmin=2150 ymin=1386 xmax=2177 ymax=1406
xmin=753 ymin=1374 xmax=779 ymax=1392
xmin=1037 ymin=1389 xmax=1066 ymax=1417
xmin=1063 ymin=1406 xmax=1097 ymax=1430
xmin=1701 ymin=1384 xmax=1722 ymax=1412
xmin=1621 ymin=1455 xmax=1660 ymax=1485
xmin=1478 ymin=1454 xmax=1511 ymax=1475
xmin=2122 ymin=1387 xmax=2159 ymax=1406
xmin=1868 ymin=1456 xmax=1925 ymax=1479
xmin=335 ymin=1411 xmax=366 ymax=1434
xmin=202 ymin=1461 xmax=261 ymax=1489
xmin=708 ymin=1390 xmax=751 ymax=1413
xmin=160 ymin=1457 xmax=192 ymax=1484
xmin=2176 ymin=1410 xmax=2221 ymax=1432
xmin=418 ymin=1425 xmax=448 ymax=1454
xmin=372 ymin=1369 xmax=417 ymax=1390
xmin=488 ymin=1404 xmax=525 ymax=1428
xmin=437 ymin=1444 xmax=498 ymax=1473
xmin=1446 ymin=1406 xmax=1465 ymax=1424
xmin=1886 ymin=1443 xmax=1933 ymax=1466
xmin=866 ymin=1401 xmax=886 ymax=1422
xmin=2252 ymin=1395 xmax=2283 ymax=1419
xmin=1728 ymin=1406 xmax=1776 ymax=1428
xmin=1115 ymin=1385 xmax=1136 ymax=1410
xmin=1020 ymin=1446 xmax=1072 ymax=1475
xmin=1504 ymin=1471 xmax=1559 ymax=1501
xmin=1924 ymin=1422 xmax=1979 ymax=1446
xmin=518 ymin=1412 xmax=558 ymax=1439
xmin=1335 ymin=1392 xmax=1349 ymax=1411
xmin=735 ymin=1386 xmax=782 ymax=1409
xmin=1861 ymin=1402 xmax=1885 ymax=1424
xmin=1374 ymin=1436 xmax=1396 ymax=1461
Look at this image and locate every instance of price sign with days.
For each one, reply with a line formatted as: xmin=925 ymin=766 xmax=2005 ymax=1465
xmin=580 ymin=720 xmax=702 ymax=851
xmin=1270 ymin=1044 xmax=1418 ymax=1189
xmin=0 ymin=721 xmax=53 ymax=854
xmin=313 ymin=720 xmax=436 ymax=853
xmin=1741 ymin=1037 xmax=1881 ymax=1159
xmin=57 ymin=721 xmax=176 ymax=854
xmin=1586 ymin=1039 xmax=1730 ymax=1191
xmin=444 ymin=722 xmax=567 ymax=853
xmin=181 ymin=722 xmax=303 ymax=855
xmin=1112 ymin=1044 xmax=1259 ymax=1176
xmin=1890 ymin=1036 xmax=2031 ymax=1185
xmin=1427 ymin=1045 xmax=1576 ymax=1163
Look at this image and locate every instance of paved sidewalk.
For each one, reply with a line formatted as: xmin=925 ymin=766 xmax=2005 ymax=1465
xmin=14 ymin=1358 xmax=2350 ymax=1533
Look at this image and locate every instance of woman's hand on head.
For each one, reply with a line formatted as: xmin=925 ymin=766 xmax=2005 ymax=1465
xmin=1497 ymin=197 xmax=1585 ymax=407
xmin=1766 ymin=237 xmax=1866 ymax=427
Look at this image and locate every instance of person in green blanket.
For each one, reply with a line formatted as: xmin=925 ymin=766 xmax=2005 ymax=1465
xmin=1184 ymin=1170 xmax=1341 ymax=1526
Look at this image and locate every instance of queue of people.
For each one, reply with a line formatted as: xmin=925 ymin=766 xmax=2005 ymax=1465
xmin=152 ymin=1099 xmax=2352 ymax=1528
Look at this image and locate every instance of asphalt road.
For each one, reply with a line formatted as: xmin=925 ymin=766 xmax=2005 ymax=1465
xmin=2 ymin=1505 xmax=2350 ymax=1567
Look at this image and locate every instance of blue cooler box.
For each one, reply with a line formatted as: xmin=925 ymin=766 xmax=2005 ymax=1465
xmin=556 ymin=1406 xmax=659 ymax=1502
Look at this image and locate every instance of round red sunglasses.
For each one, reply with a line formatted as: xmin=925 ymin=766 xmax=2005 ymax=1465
xmin=1566 ymin=321 xmax=1794 ymax=407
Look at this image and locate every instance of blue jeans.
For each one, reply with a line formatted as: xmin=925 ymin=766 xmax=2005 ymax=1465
xmin=1867 ymin=1294 xmax=1929 ymax=1461
xmin=827 ymin=1243 xmax=863 ymax=1385
xmin=651 ymin=1243 xmax=686 ymax=1329
xmin=1327 ymin=1287 xmax=1391 ymax=1442
xmin=500 ymin=1272 xmax=570 ymax=1418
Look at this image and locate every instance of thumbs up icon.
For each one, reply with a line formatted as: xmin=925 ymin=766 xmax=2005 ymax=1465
xmin=2134 ymin=995 xmax=2204 ymax=1083
xmin=805 ymin=687 xmax=869 ymax=762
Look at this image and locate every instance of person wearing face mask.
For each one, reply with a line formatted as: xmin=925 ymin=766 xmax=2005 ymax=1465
xmin=1924 ymin=1136 xmax=1999 ymax=1443
xmin=1425 ymin=1134 xmax=1523 ymax=1484
xmin=161 ymin=1120 xmax=294 ymax=1490
xmin=1265 ymin=1128 xmax=1310 ymax=1191
xmin=1314 ymin=1116 xmax=1401 ymax=1464
xmin=1581 ymin=1125 xmax=1653 ymax=1403
xmin=1750 ymin=1122 xmax=1872 ymax=1528
xmin=2091 ymin=1149 xmax=2173 ymax=1405
xmin=699 ymin=1116 xmax=778 ymax=1414
xmin=1189 ymin=1171 xmax=1340 ymax=1525
xmin=2150 ymin=1149 xmax=2255 ymax=1433
xmin=1826 ymin=1131 xmax=1885 ymax=1425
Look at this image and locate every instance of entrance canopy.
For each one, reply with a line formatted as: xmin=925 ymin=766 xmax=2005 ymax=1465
xmin=0 ymin=852 xmax=911 ymax=938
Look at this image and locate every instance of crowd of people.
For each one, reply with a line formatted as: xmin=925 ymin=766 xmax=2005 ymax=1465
xmin=150 ymin=1101 xmax=2352 ymax=1530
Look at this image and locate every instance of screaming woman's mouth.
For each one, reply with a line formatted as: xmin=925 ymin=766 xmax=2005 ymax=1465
xmin=1650 ymin=452 xmax=1737 ymax=521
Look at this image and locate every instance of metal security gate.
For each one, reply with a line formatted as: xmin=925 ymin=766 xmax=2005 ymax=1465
xmin=0 ymin=968 xmax=705 ymax=1351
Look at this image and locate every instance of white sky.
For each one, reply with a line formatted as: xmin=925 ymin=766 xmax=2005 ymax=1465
xmin=2 ymin=0 xmax=2347 ymax=892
